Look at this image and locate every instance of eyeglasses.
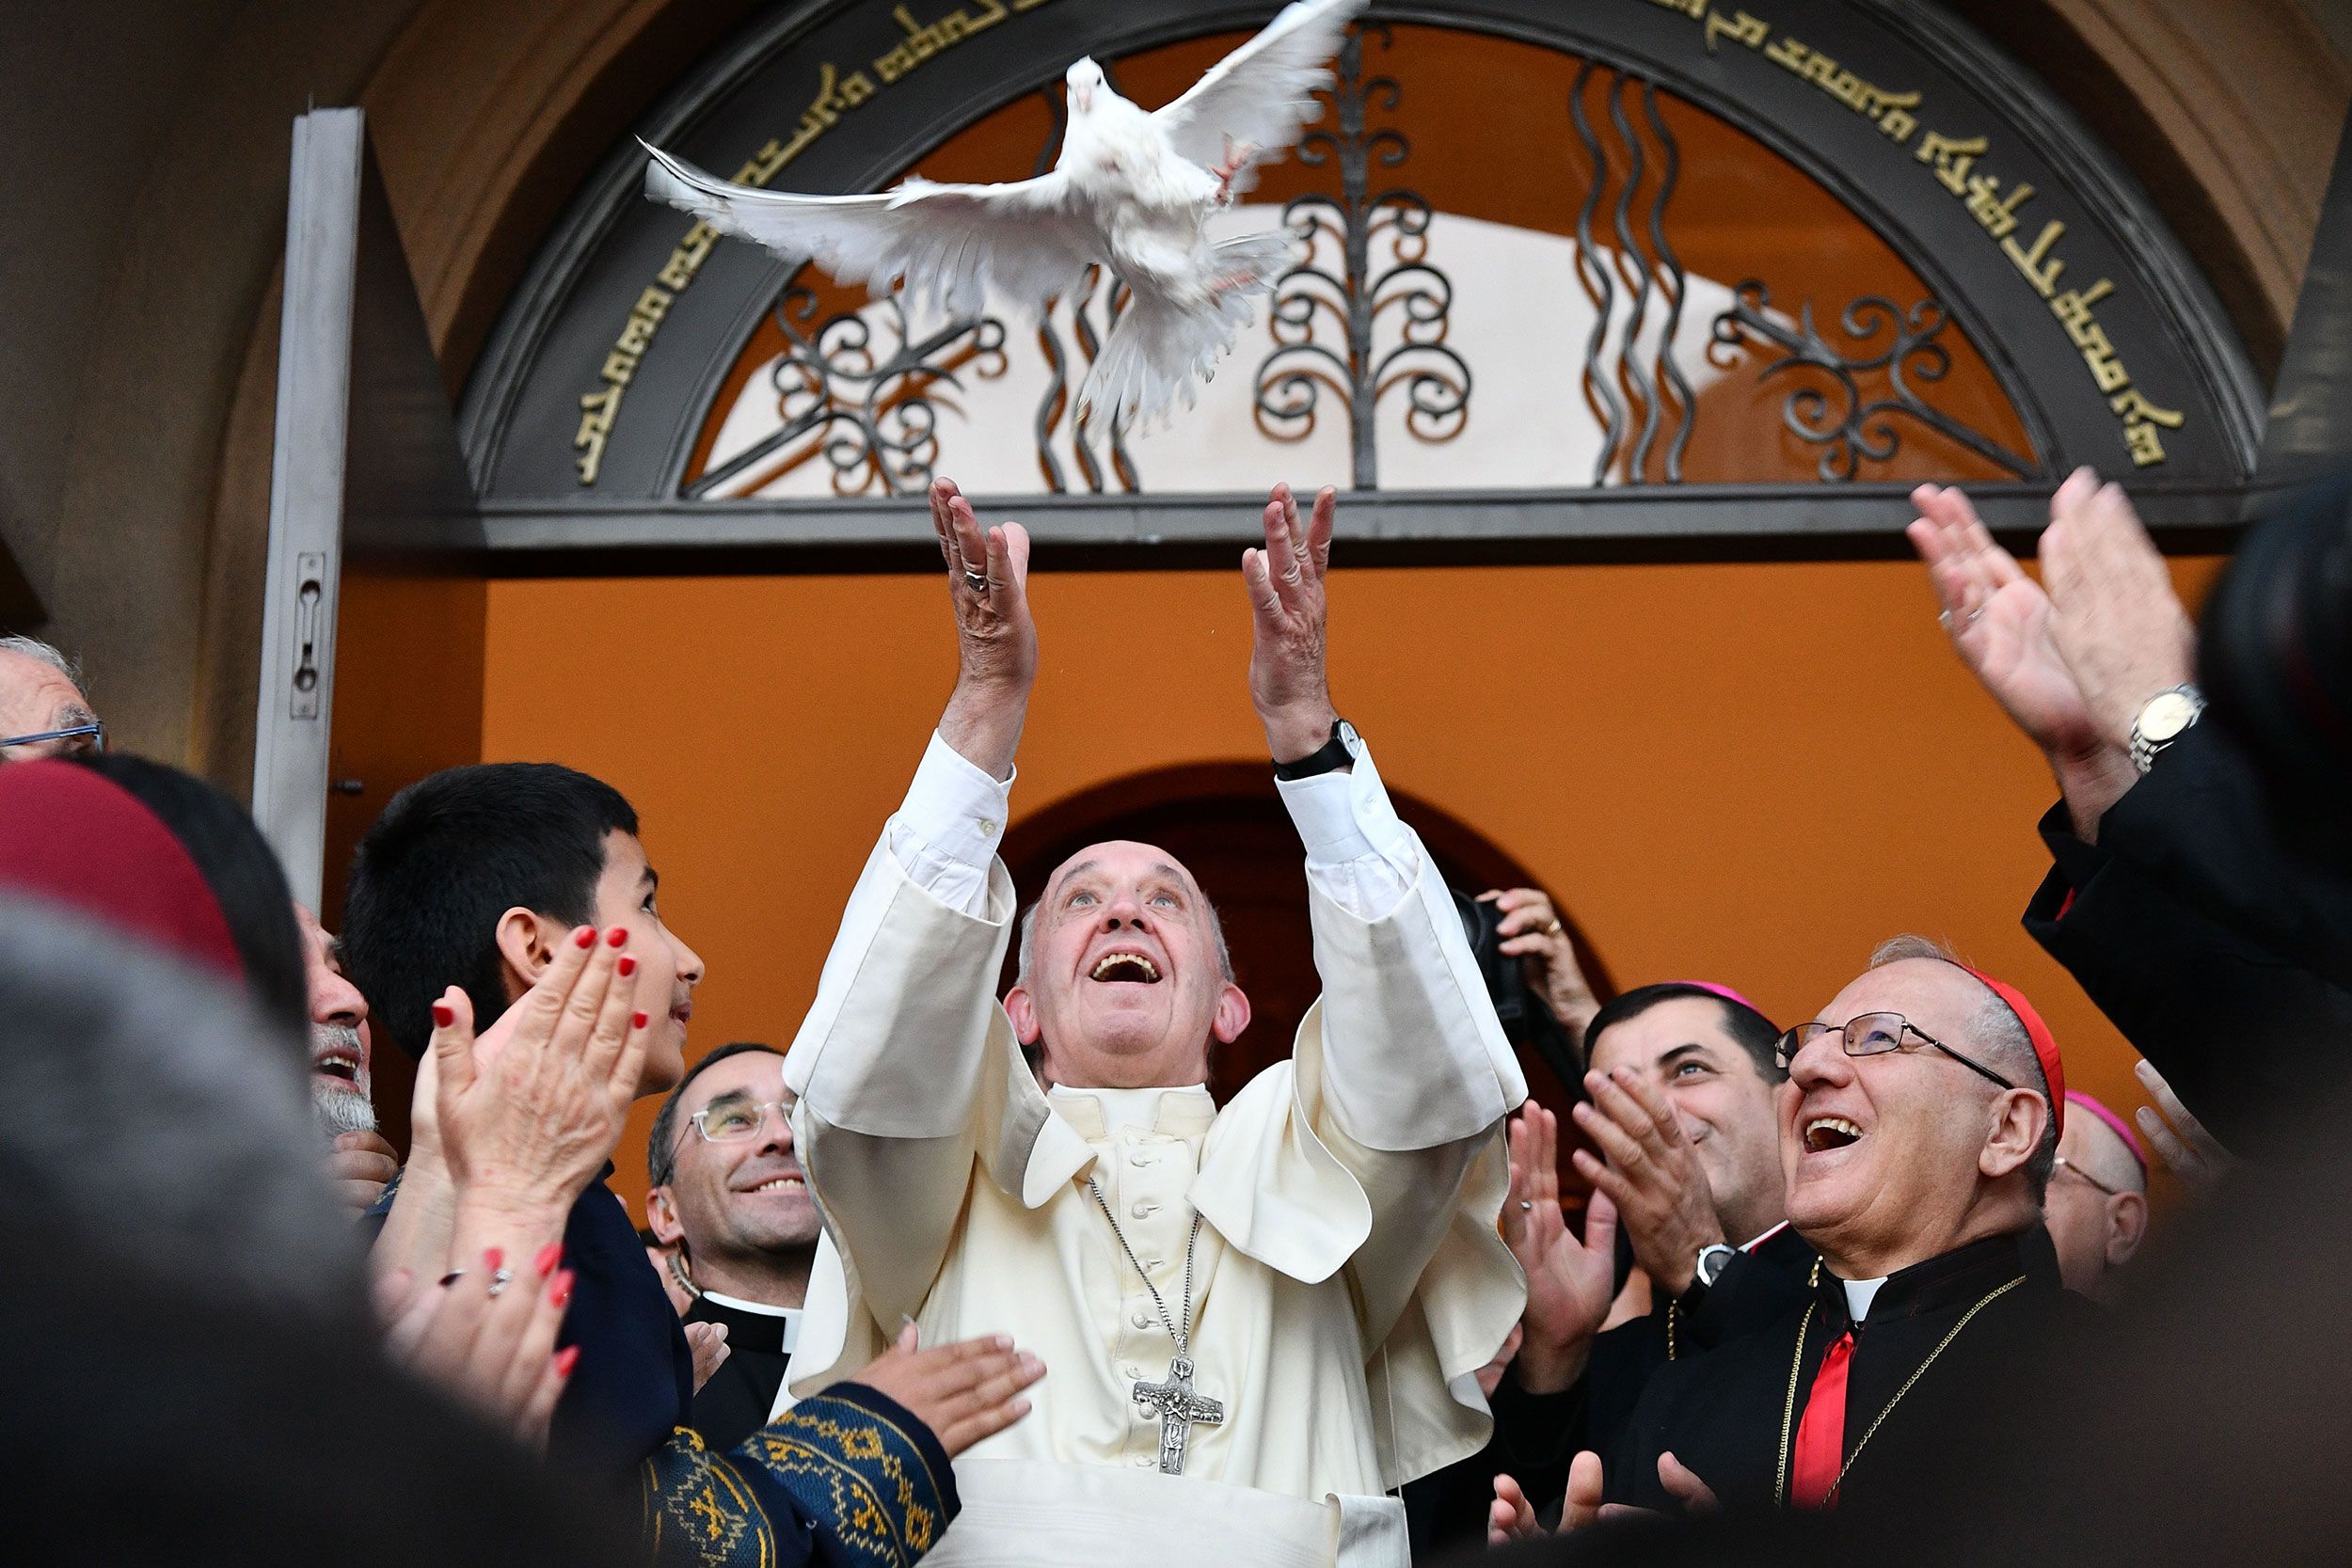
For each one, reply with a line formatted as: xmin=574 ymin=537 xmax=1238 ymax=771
xmin=654 ymin=1095 xmax=791 ymax=1185
xmin=2053 ymin=1156 xmax=2122 ymax=1197
xmin=0 ymin=721 xmax=104 ymax=757
xmin=1776 ymin=1012 xmax=2018 ymax=1092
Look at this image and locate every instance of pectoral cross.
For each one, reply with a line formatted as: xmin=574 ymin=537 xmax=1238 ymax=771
xmin=1131 ymin=1354 xmax=1224 ymax=1475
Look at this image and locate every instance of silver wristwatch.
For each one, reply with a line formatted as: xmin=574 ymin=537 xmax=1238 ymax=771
xmin=2128 ymin=684 xmax=2205 ymax=774
xmin=1693 ymin=1243 xmax=1738 ymax=1290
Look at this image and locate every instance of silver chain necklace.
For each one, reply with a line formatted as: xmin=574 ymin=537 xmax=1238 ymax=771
xmin=1087 ymin=1175 xmax=1224 ymax=1473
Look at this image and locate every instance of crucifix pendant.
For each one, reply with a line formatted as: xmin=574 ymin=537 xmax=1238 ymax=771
xmin=1131 ymin=1353 xmax=1225 ymax=1475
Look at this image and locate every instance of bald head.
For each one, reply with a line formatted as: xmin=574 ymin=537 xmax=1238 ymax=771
xmin=0 ymin=639 xmax=97 ymax=759
xmin=2047 ymin=1097 xmax=2150 ymax=1298
xmin=1005 ymin=840 xmax=1248 ymax=1090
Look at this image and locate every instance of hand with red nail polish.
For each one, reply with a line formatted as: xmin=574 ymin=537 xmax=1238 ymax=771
xmin=427 ymin=887 xmax=657 ymax=1263
xmin=376 ymin=1224 xmax=579 ymax=1453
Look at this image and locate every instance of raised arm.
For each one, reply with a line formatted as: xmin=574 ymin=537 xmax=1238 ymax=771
xmin=784 ymin=478 xmax=1040 ymax=1353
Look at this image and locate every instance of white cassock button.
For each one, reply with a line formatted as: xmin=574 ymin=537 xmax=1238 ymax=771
xmin=1132 ymin=1310 xmax=1153 ymax=1329
xmin=1123 ymin=1363 xmax=1143 ymax=1379
xmin=1142 ymin=1259 xmax=1162 ymax=1271
xmin=1130 ymin=1154 xmax=1153 ymax=1166
xmin=978 ymin=817 xmax=997 ymax=835
xmin=1131 ymin=1200 xmax=1155 ymax=1219
xmin=1134 ymin=1455 xmax=1154 ymax=1467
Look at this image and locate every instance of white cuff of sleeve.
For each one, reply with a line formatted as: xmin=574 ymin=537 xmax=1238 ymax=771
xmin=1277 ymin=742 xmax=1419 ymax=916
xmin=883 ymin=732 xmax=1014 ymax=911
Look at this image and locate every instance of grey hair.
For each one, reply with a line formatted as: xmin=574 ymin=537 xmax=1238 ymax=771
xmin=1015 ymin=895 xmax=1234 ymax=989
xmin=1867 ymin=934 xmax=2058 ymax=1199
xmin=0 ymin=900 xmax=363 ymax=1318
xmin=0 ymin=635 xmax=82 ymax=688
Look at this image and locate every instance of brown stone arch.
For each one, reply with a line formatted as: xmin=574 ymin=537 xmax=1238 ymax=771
xmin=997 ymin=761 xmax=1614 ymax=1110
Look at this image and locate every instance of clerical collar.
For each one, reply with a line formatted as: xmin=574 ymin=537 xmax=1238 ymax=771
xmin=701 ymin=1290 xmax=801 ymax=1321
xmin=691 ymin=1291 xmax=802 ymax=1354
xmin=1048 ymin=1083 xmax=1214 ymax=1140
xmin=1818 ymin=1225 xmax=2056 ymax=1331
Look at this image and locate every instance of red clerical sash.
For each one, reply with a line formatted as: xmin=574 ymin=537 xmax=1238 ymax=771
xmin=1788 ymin=1330 xmax=1854 ymax=1510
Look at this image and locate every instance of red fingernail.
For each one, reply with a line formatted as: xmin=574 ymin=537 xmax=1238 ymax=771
xmin=484 ymin=1247 xmax=503 ymax=1272
xmin=431 ymin=1002 xmax=454 ymax=1028
xmin=573 ymin=927 xmax=596 ymax=949
xmin=607 ymin=927 xmax=628 ymax=947
xmin=632 ymin=1010 xmax=650 ymax=1031
xmin=550 ymin=1269 xmax=576 ymax=1309
xmin=617 ymin=955 xmax=637 ymax=977
xmin=554 ymin=1345 xmax=580 ymax=1378
xmin=533 ymin=1243 xmax=562 ymax=1277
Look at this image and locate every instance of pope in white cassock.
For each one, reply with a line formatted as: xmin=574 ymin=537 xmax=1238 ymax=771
xmin=777 ymin=477 xmax=1529 ymax=1566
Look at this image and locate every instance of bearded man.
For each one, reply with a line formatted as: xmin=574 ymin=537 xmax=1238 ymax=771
xmin=780 ymin=479 xmax=1526 ymax=1568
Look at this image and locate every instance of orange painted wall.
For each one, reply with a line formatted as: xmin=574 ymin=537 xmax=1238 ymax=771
xmin=483 ymin=555 xmax=2220 ymax=1216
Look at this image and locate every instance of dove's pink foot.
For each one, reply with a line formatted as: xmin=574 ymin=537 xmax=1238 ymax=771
xmin=1213 ymin=136 xmax=1257 ymax=206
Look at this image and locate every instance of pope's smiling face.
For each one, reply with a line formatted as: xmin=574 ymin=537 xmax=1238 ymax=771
xmin=1007 ymin=840 xmax=1249 ymax=1089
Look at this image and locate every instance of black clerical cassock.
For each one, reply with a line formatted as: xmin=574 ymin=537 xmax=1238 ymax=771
xmin=683 ymin=1292 xmax=801 ymax=1450
xmin=1491 ymin=1221 xmax=1818 ymax=1515
xmin=1607 ymin=1225 xmax=2093 ymax=1516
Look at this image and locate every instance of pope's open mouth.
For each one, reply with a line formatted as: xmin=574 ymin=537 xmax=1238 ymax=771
xmin=1089 ymin=952 xmax=1162 ymax=985
xmin=312 ymin=1053 xmax=361 ymax=1083
xmin=1803 ymin=1117 xmax=1864 ymax=1154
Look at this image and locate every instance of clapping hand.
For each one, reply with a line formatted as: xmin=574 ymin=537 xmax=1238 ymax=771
xmin=2038 ymin=473 xmax=2199 ymax=752
xmin=1504 ymin=1100 xmax=1619 ymax=1394
xmin=1488 ymin=1450 xmax=1717 ymax=1543
xmin=1569 ymin=1067 xmax=1726 ymax=1297
xmin=379 ymin=1246 xmax=577 ymax=1451
xmin=930 ymin=476 xmax=1035 ymax=783
xmin=1908 ymin=475 xmax=2141 ymax=836
xmin=842 ymin=1322 xmax=1046 ymax=1457
xmin=1245 ymin=483 xmax=1341 ymax=765
xmin=329 ymin=1129 xmax=400 ymax=1215
xmin=2135 ymin=1058 xmax=2235 ymax=1194
xmin=430 ymin=924 xmax=655 ymax=1248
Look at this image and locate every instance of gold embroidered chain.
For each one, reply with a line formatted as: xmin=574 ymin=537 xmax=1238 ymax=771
xmin=1772 ymin=1275 xmax=2026 ymax=1508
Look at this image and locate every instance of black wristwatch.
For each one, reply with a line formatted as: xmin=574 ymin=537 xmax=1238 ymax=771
xmin=1273 ymin=719 xmax=1361 ymax=782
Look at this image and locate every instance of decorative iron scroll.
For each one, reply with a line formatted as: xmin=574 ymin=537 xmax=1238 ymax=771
xmin=1708 ymin=283 xmax=2036 ymax=483
xmin=684 ymin=274 xmax=1008 ymax=499
xmin=1566 ymin=63 xmax=1697 ymax=487
xmin=1252 ymin=24 xmax=1470 ymax=490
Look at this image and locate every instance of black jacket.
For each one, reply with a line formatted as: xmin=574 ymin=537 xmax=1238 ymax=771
xmin=2024 ymin=724 xmax=2352 ymax=1148
xmin=1605 ymin=1225 xmax=2092 ymax=1516
xmin=1489 ymin=1223 xmax=1816 ymax=1515
xmin=682 ymin=1293 xmax=798 ymax=1451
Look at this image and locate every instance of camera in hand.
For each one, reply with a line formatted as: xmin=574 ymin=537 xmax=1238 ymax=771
xmin=1453 ymin=888 xmax=1586 ymax=1091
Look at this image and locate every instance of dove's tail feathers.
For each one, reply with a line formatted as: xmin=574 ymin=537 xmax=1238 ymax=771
xmin=1077 ymin=258 xmax=1275 ymax=432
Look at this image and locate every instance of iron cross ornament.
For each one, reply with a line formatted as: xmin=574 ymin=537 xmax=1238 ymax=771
xmin=1133 ymin=1354 xmax=1224 ymax=1474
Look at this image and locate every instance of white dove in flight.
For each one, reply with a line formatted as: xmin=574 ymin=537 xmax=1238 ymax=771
xmin=642 ymin=0 xmax=1366 ymax=430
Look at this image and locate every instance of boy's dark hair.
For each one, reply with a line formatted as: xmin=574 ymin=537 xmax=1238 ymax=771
xmin=1584 ymin=982 xmax=1786 ymax=1084
xmin=647 ymin=1041 xmax=786 ymax=1187
xmin=342 ymin=763 xmax=637 ymax=1058
xmin=72 ymin=753 xmax=308 ymax=1047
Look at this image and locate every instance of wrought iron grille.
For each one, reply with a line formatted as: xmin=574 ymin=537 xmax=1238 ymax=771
xmin=1251 ymin=24 xmax=1469 ymax=490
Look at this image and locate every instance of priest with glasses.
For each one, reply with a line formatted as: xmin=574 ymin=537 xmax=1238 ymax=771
xmin=1502 ymin=936 xmax=2093 ymax=1535
xmin=777 ymin=478 xmax=1527 ymax=1568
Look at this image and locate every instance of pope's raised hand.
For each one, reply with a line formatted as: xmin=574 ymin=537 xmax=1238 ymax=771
xmin=1504 ymin=1099 xmax=1619 ymax=1394
xmin=1244 ymin=483 xmax=1340 ymax=763
xmin=930 ymin=475 xmax=1035 ymax=782
xmin=2038 ymin=473 xmax=2197 ymax=752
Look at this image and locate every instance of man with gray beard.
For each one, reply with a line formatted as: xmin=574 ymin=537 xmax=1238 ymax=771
xmin=294 ymin=902 xmax=397 ymax=1212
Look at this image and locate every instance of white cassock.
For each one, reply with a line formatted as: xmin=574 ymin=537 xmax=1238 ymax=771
xmin=778 ymin=734 xmax=1527 ymax=1567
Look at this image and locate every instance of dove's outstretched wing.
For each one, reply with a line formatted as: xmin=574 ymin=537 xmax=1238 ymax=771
xmin=1079 ymin=231 xmax=1294 ymax=430
xmin=642 ymin=142 xmax=1098 ymax=318
xmin=1152 ymin=0 xmax=1367 ymax=196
